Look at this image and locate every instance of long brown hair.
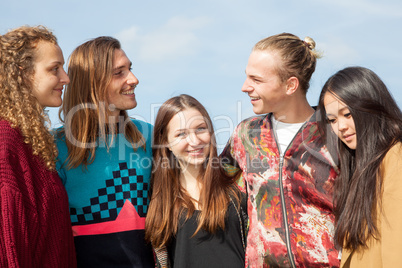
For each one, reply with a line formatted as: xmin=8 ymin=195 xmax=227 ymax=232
xmin=145 ymin=94 xmax=239 ymax=248
xmin=318 ymin=66 xmax=402 ymax=250
xmin=58 ymin=36 xmax=144 ymax=169
xmin=0 ymin=25 xmax=58 ymax=170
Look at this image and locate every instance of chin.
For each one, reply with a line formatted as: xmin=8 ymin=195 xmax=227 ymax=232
xmin=129 ymin=101 xmax=137 ymax=110
xmin=253 ymin=109 xmax=267 ymax=115
xmin=189 ymin=158 xmax=207 ymax=166
xmin=43 ymin=101 xmax=62 ymax=108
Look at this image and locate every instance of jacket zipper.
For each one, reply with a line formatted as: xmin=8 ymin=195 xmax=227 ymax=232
xmin=271 ymin=115 xmax=308 ymax=268
xmin=278 ymin=155 xmax=296 ymax=268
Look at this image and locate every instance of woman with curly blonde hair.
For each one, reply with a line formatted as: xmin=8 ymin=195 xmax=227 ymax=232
xmin=0 ymin=25 xmax=76 ymax=267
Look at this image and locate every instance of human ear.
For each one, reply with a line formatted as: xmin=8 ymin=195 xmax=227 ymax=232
xmin=286 ymin=76 xmax=299 ymax=95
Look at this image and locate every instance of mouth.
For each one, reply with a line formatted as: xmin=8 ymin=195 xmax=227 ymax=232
xmin=187 ymin=148 xmax=205 ymax=155
xmin=54 ymin=88 xmax=63 ymax=93
xmin=343 ymin=133 xmax=355 ymax=141
xmin=122 ymin=88 xmax=135 ymax=95
xmin=250 ymin=96 xmax=260 ymax=101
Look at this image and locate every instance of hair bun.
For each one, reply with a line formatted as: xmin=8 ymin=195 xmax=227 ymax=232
xmin=303 ymin=36 xmax=316 ymax=50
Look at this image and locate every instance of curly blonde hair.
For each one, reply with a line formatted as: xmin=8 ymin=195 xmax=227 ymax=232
xmin=0 ymin=25 xmax=59 ymax=170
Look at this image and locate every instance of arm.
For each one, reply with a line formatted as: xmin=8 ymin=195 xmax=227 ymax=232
xmin=153 ymin=246 xmax=170 ymax=268
xmin=0 ymin=149 xmax=38 ymax=268
xmin=0 ymin=186 xmax=37 ymax=268
xmin=220 ymin=137 xmax=245 ymax=192
xmin=381 ymin=144 xmax=402 ymax=267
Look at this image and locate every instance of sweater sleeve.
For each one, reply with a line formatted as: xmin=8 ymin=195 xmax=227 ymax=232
xmin=0 ymin=138 xmax=38 ymax=268
xmin=381 ymin=143 xmax=402 ymax=267
xmin=0 ymin=186 xmax=37 ymax=268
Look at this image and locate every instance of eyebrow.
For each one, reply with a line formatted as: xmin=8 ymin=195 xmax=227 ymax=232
xmin=50 ymin=61 xmax=64 ymax=66
xmin=113 ymin=61 xmax=132 ymax=71
xmin=326 ymin=106 xmax=349 ymax=116
xmin=248 ymin=73 xmax=265 ymax=81
xmin=173 ymin=122 xmax=207 ymax=132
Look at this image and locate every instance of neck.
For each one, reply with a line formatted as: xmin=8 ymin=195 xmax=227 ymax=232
xmin=180 ymin=163 xmax=202 ymax=185
xmin=107 ymin=109 xmax=124 ymax=124
xmin=179 ymin=163 xmax=203 ymax=208
xmin=273 ymin=95 xmax=314 ymax=123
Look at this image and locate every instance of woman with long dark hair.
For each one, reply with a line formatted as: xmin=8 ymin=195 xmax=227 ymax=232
xmin=318 ymin=66 xmax=402 ymax=267
xmin=145 ymin=94 xmax=246 ymax=268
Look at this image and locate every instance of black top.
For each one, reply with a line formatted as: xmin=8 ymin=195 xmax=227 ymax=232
xmin=167 ymin=200 xmax=245 ymax=268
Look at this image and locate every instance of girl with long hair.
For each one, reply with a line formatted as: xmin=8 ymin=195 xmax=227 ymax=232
xmin=145 ymin=94 xmax=247 ymax=268
xmin=0 ymin=25 xmax=76 ymax=267
xmin=318 ymin=66 xmax=402 ymax=267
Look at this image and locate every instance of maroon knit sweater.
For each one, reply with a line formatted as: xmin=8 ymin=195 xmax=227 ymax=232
xmin=0 ymin=120 xmax=76 ymax=268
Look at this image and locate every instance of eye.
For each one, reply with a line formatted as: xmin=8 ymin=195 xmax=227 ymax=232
xmin=344 ymin=112 xmax=352 ymax=118
xmin=327 ymin=118 xmax=336 ymax=124
xmin=196 ymin=126 xmax=208 ymax=133
xmin=114 ymin=70 xmax=123 ymax=76
xmin=51 ymin=66 xmax=59 ymax=72
xmin=176 ymin=132 xmax=186 ymax=137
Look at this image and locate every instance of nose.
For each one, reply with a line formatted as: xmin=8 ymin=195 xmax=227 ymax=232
xmin=127 ymin=71 xmax=139 ymax=86
xmin=187 ymin=132 xmax=202 ymax=147
xmin=61 ymin=68 xmax=70 ymax=85
xmin=338 ymin=118 xmax=348 ymax=132
xmin=241 ymin=78 xmax=252 ymax=93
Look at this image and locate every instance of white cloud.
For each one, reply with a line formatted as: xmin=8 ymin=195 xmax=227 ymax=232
xmin=116 ymin=26 xmax=140 ymax=44
xmin=116 ymin=16 xmax=212 ymax=62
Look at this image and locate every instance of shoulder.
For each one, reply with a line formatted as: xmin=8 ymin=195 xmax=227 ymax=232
xmin=52 ymin=126 xmax=69 ymax=167
xmin=130 ymin=118 xmax=153 ymax=136
xmin=52 ymin=125 xmax=67 ymax=148
xmin=0 ymin=121 xmax=39 ymax=181
xmin=0 ymin=120 xmax=21 ymax=139
xmin=223 ymin=114 xmax=270 ymax=159
xmin=382 ymin=142 xmax=402 ymax=167
xmin=52 ymin=125 xmax=66 ymax=139
xmin=385 ymin=142 xmax=402 ymax=158
xmin=0 ymin=120 xmax=25 ymax=154
xmin=238 ymin=114 xmax=268 ymax=128
xmin=233 ymin=114 xmax=270 ymax=137
xmin=381 ymin=142 xmax=402 ymax=189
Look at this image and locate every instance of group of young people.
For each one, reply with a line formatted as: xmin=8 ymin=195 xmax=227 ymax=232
xmin=0 ymin=25 xmax=400 ymax=268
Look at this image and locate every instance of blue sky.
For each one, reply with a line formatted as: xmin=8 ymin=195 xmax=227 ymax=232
xmin=1 ymin=0 xmax=401 ymax=150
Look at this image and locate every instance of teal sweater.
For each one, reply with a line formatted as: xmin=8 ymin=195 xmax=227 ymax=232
xmin=55 ymin=119 xmax=154 ymax=268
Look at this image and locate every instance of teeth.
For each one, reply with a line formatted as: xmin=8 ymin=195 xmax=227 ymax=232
xmin=251 ymin=97 xmax=260 ymax=101
xmin=188 ymin=148 xmax=202 ymax=153
xmin=122 ymin=89 xmax=134 ymax=95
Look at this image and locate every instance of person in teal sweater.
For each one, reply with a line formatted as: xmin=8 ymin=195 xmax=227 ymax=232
xmin=55 ymin=36 xmax=154 ymax=268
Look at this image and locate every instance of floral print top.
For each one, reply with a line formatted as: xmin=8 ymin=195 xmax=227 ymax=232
xmin=221 ymin=112 xmax=340 ymax=268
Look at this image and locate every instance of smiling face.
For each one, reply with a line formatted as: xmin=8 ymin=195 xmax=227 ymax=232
xmin=31 ymin=41 xmax=69 ymax=107
xmin=166 ymin=108 xmax=211 ymax=169
xmin=241 ymin=50 xmax=288 ymax=115
xmin=324 ymin=92 xmax=357 ymax=150
xmin=106 ymin=48 xmax=139 ymax=118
